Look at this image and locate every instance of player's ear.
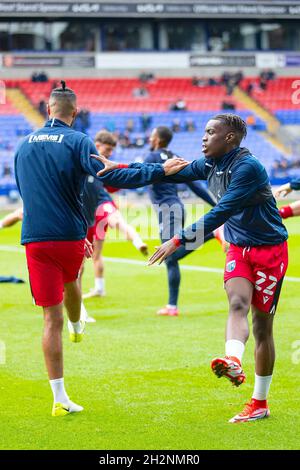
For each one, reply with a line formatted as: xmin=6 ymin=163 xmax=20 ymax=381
xmin=226 ymin=132 xmax=235 ymax=143
xmin=47 ymin=103 xmax=51 ymax=117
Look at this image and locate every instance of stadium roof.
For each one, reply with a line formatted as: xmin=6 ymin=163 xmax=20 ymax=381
xmin=1 ymin=0 xmax=300 ymax=18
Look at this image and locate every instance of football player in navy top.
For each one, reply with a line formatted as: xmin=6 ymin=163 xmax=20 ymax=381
xmin=96 ymin=114 xmax=288 ymax=424
xmin=14 ymin=81 xmax=187 ymax=416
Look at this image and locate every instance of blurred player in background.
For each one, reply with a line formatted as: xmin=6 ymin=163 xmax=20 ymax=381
xmin=144 ymin=126 xmax=225 ymax=316
xmin=275 ymin=178 xmax=300 ymax=218
xmin=0 ymin=207 xmax=23 ymax=230
xmin=81 ymin=130 xmax=148 ymax=302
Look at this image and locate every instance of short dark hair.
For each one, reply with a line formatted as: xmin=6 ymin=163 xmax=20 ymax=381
xmin=156 ymin=126 xmax=173 ymax=147
xmin=212 ymin=113 xmax=247 ymax=142
xmin=94 ymin=130 xmax=117 ymax=147
xmin=50 ymin=80 xmax=76 ymax=100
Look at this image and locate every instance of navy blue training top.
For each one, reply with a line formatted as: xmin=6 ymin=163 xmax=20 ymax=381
xmin=160 ymin=149 xmax=288 ymax=247
xmin=14 ymin=118 xmax=165 ymax=244
xmin=120 ymin=150 xmax=288 ymax=247
xmin=82 ymin=176 xmax=113 ymax=227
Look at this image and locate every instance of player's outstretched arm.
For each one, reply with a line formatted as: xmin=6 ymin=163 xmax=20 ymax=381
xmin=148 ymin=160 xmax=263 ymax=265
xmin=90 ymin=153 xmax=190 ymax=188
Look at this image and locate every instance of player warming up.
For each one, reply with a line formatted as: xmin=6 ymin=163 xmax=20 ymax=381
xmin=14 ymin=81 xmax=187 ymax=417
xmin=275 ymin=178 xmax=300 ymax=219
xmin=82 ymin=130 xmax=148 ymax=301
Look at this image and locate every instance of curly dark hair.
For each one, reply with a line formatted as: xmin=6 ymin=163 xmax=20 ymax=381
xmin=212 ymin=113 xmax=247 ymax=142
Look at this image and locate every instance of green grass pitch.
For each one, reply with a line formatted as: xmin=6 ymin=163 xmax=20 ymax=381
xmin=0 ymin=204 xmax=299 ymax=450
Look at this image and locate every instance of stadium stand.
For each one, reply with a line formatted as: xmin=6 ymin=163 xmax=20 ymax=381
xmin=241 ymin=77 xmax=300 ymax=125
xmin=1 ymin=77 xmax=297 ymax=194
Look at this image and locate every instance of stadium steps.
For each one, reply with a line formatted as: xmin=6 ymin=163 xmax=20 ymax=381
xmin=259 ymin=131 xmax=291 ymax=156
xmin=6 ymin=88 xmax=44 ymax=129
xmin=234 ymin=87 xmax=291 ymax=155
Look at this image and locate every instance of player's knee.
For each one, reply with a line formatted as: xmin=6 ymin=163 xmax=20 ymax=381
xmin=252 ymin=318 xmax=272 ymax=342
xmin=229 ymin=294 xmax=249 ymax=314
xmin=165 ymin=254 xmax=178 ymax=266
xmin=44 ymin=312 xmax=64 ymax=331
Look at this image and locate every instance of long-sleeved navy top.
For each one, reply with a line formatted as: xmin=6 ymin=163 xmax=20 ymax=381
xmin=111 ymin=148 xmax=287 ymax=247
xmin=14 ymin=118 xmax=165 ymax=244
xmin=15 ymin=121 xmax=287 ymax=248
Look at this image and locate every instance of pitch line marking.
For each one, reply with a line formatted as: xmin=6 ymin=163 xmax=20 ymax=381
xmin=0 ymin=245 xmax=299 ymax=283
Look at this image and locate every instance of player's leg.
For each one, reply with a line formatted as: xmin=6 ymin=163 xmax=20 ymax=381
xmin=93 ymin=239 xmax=105 ymax=294
xmin=157 ymin=209 xmax=184 ymax=316
xmin=78 ymin=258 xmax=96 ymax=322
xmin=160 ymin=255 xmax=180 ymax=316
xmin=43 ymin=303 xmax=64 ymax=380
xmin=228 ymin=242 xmax=288 ymax=423
xmin=228 ymin=307 xmax=274 ymax=424
xmin=171 ymin=231 xmax=216 ymax=264
xmin=25 ymin=241 xmax=84 ymax=416
xmin=279 ymin=199 xmax=300 ymax=219
xmin=83 ymin=239 xmax=106 ymax=298
xmin=43 ymin=305 xmax=84 ymax=416
xmin=211 ymin=277 xmax=252 ymax=385
xmin=0 ymin=207 xmax=23 ymax=229
xmin=211 ymin=245 xmax=254 ymax=387
xmin=107 ymin=209 xmax=148 ymax=255
xmin=64 ymin=280 xmax=85 ymax=342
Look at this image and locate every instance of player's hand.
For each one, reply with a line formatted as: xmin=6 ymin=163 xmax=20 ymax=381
xmin=163 ymin=157 xmax=189 ymax=176
xmin=84 ymin=238 xmax=93 ymax=258
xmin=91 ymin=154 xmax=118 ymax=176
xmin=148 ymin=239 xmax=179 ymax=265
xmin=274 ymin=183 xmax=292 ymax=198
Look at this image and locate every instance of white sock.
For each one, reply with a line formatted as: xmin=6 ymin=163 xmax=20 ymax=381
xmin=225 ymin=339 xmax=245 ymax=363
xmin=70 ymin=320 xmax=82 ymax=333
xmin=132 ymin=234 xmax=144 ymax=250
xmin=95 ymin=277 xmax=104 ymax=292
xmin=167 ymin=304 xmax=177 ymax=309
xmin=252 ymin=374 xmax=272 ymax=401
xmin=50 ymin=378 xmax=69 ymax=404
xmin=80 ymin=302 xmax=88 ymax=321
xmin=0 ymin=220 xmax=3 ymax=229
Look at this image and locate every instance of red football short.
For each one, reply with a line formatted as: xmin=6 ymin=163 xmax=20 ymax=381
xmin=224 ymin=241 xmax=288 ymax=314
xmin=87 ymin=201 xmax=118 ymax=243
xmin=25 ymin=240 xmax=85 ymax=307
